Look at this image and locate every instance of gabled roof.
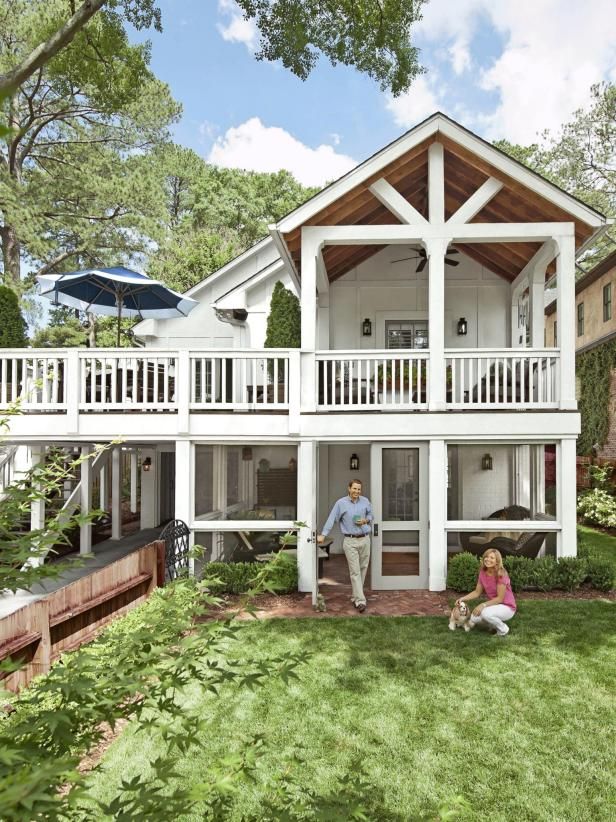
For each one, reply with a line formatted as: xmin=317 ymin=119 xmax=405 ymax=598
xmin=273 ymin=112 xmax=607 ymax=284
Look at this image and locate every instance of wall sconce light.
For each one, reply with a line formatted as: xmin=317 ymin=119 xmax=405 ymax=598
xmin=349 ymin=453 xmax=360 ymax=471
xmin=457 ymin=317 xmax=468 ymax=336
xmin=288 ymin=457 xmax=297 ymax=471
xmin=142 ymin=456 xmax=152 ymax=472
xmin=242 ymin=447 xmax=253 ymax=461
xmin=362 ymin=318 xmax=372 ymax=337
xmin=481 ymin=453 xmax=493 ymax=471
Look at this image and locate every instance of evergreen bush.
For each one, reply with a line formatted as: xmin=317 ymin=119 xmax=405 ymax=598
xmin=503 ymin=556 xmax=536 ymax=591
xmin=532 ymin=557 xmax=559 ymax=591
xmin=585 ymin=558 xmax=615 ymax=591
xmin=0 ymin=285 xmax=27 ymax=346
xmin=555 ymin=557 xmax=588 ymax=592
xmin=264 ymin=281 xmax=300 ymax=381
xmin=446 ymin=552 xmax=479 ymax=591
xmin=202 ymin=555 xmax=298 ymax=595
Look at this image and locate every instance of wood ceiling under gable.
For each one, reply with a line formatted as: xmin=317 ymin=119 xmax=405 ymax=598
xmin=281 ymin=132 xmax=596 ymax=284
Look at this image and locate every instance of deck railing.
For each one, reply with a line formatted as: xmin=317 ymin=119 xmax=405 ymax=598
xmin=0 ymin=346 xmax=563 ymax=416
xmin=315 ymin=351 xmax=429 ymax=410
xmin=446 ymin=349 xmax=560 ymax=409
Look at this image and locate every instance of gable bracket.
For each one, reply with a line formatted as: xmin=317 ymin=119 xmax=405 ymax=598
xmin=447 ymin=177 xmax=503 ymax=224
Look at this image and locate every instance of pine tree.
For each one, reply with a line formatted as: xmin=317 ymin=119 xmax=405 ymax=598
xmin=0 ymin=285 xmax=27 ymax=346
xmin=264 ymin=282 xmax=301 ymax=349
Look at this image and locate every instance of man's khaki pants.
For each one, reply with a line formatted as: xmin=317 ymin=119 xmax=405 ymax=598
xmin=342 ymin=535 xmax=371 ymax=605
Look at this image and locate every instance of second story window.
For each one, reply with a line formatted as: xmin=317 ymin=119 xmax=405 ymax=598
xmin=604 ymin=283 xmax=612 ymax=322
xmin=577 ymin=302 xmax=584 ymax=337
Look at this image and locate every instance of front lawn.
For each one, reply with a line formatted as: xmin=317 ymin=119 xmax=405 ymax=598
xmin=578 ymin=524 xmax=616 ymax=568
xmin=87 ymin=600 xmax=615 ymax=821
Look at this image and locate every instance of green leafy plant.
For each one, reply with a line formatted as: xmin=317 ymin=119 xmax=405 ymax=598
xmin=585 ymin=557 xmax=615 ymax=591
xmin=532 ymin=557 xmax=560 ymax=591
xmin=446 ymin=552 xmax=479 ymax=592
xmin=556 ymin=557 xmax=588 ymax=592
xmin=503 ymin=556 xmax=537 ymax=591
xmin=577 ymin=488 xmax=616 ymax=528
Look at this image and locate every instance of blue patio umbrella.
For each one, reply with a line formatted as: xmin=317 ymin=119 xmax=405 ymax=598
xmin=37 ymin=266 xmax=198 ymax=345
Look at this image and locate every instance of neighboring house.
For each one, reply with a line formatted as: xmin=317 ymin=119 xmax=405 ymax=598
xmin=546 ymin=249 xmax=616 ymax=459
xmin=1 ymin=112 xmax=609 ymax=600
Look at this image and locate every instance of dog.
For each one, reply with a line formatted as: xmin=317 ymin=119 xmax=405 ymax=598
xmin=449 ymin=600 xmax=473 ymax=632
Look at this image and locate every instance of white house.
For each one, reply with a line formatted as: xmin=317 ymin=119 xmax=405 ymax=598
xmin=2 ymin=113 xmax=609 ymax=599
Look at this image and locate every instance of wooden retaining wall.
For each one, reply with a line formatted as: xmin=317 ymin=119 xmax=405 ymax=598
xmin=0 ymin=540 xmax=165 ymax=693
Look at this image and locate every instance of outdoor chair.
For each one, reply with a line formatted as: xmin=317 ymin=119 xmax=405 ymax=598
xmin=479 ymin=531 xmax=546 ymax=559
xmin=459 ymin=505 xmax=530 ymax=553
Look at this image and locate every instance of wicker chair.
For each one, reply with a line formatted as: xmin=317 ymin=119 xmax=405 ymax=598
xmin=459 ymin=505 xmax=531 ymax=553
xmin=478 ymin=531 xmax=546 ymax=559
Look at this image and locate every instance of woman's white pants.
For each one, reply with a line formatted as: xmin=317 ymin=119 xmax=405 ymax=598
xmin=470 ymin=604 xmax=515 ymax=636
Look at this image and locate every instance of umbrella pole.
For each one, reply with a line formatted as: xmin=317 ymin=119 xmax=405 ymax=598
xmin=117 ymin=299 xmax=122 ymax=347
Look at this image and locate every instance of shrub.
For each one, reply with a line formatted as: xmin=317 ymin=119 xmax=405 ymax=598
xmin=577 ymin=488 xmax=616 ymax=528
xmin=585 ymin=558 xmax=616 ymax=591
xmin=202 ymin=561 xmax=258 ymax=594
xmin=532 ymin=556 xmax=560 ymax=591
xmin=0 ymin=285 xmax=27 ymax=347
xmin=261 ymin=551 xmax=298 ymax=593
xmin=555 ymin=557 xmax=588 ymax=592
xmin=447 ymin=552 xmax=479 ymax=592
xmin=503 ymin=556 xmax=536 ymax=591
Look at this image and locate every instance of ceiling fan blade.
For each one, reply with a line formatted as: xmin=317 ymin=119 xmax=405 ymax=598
xmin=447 ymin=247 xmax=459 ymax=255
xmin=416 ymin=258 xmax=427 ymax=273
xmin=446 ymin=258 xmax=460 ymax=266
xmin=391 ymin=256 xmax=418 ymax=264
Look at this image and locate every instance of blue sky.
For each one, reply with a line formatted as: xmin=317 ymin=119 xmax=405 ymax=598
xmin=134 ymin=0 xmax=616 ymax=186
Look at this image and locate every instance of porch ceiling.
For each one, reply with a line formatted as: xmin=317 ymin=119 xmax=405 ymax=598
xmin=282 ymin=134 xmax=596 ymax=284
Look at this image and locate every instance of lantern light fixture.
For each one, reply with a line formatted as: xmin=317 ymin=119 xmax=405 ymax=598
xmin=481 ymin=453 xmax=493 ymax=471
xmin=142 ymin=456 xmax=152 ymax=472
xmin=349 ymin=453 xmax=360 ymax=471
xmin=362 ymin=318 xmax=372 ymax=337
xmin=457 ymin=317 xmax=468 ymax=336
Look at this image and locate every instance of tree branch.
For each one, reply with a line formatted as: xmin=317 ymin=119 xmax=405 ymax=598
xmin=0 ymin=0 xmax=107 ymax=95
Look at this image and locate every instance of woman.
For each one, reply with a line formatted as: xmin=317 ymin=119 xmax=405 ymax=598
xmin=456 ymin=548 xmax=516 ymax=637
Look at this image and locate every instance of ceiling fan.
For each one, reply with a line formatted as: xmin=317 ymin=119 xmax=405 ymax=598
xmin=391 ymin=245 xmax=460 ymax=272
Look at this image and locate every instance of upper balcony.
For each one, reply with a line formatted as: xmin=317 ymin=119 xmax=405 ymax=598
xmin=0 ymin=345 xmax=563 ymax=436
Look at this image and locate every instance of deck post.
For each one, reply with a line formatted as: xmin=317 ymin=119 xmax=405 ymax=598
xmin=428 ymin=438 xmax=447 ymax=590
xmin=426 ymin=239 xmax=448 ymax=411
xmin=297 ymin=440 xmax=316 ymax=594
xmin=174 ymin=440 xmax=194 ymax=574
xmin=79 ymin=444 xmax=93 ymax=554
xmin=130 ymin=450 xmax=138 ymax=513
xmin=556 ymin=231 xmax=577 ymax=410
xmin=140 ymin=448 xmax=158 ymax=529
xmin=111 ymin=446 xmax=122 ymax=540
xmin=300 ymin=230 xmax=319 ymax=413
xmin=29 ymin=445 xmax=46 ymax=566
xmin=557 ymin=438 xmax=577 ymax=557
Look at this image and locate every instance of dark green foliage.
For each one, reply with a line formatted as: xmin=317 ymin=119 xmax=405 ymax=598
xmin=532 ymin=557 xmax=560 ymax=591
xmin=576 ymin=340 xmax=616 ymax=455
xmin=446 ymin=552 xmax=479 ymax=592
xmin=0 ymin=285 xmax=27 ymax=346
xmin=202 ymin=554 xmax=298 ymax=595
xmin=503 ymin=556 xmax=537 ymax=591
xmin=585 ymin=557 xmax=615 ymax=591
xmin=264 ymin=281 xmax=301 ymax=349
xmin=203 ymin=561 xmax=259 ymax=594
xmin=556 ymin=557 xmax=589 ymax=592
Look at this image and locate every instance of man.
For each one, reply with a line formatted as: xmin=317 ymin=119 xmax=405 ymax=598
xmin=318 ymin=479 xmax=373 ymax=612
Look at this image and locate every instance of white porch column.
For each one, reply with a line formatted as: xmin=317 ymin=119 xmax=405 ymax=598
xmin=140 ymin=448 xmax=158 ymax=529
xmin=111 ymin=447 xmax=122 ymax=540
xmin=530 ymin=269 xmax=547 ymax=348
xmin=510 ymin=284 xmax=525 ymax=348
xmin=30 ymin=446 xmax=46 ymax=566
xmin=99 ymin=464 xmax=107 ymax=510
xmin=428 ymin=439 xmax=447 ymax=591
xmin=80 ymin=444 xmax=93 ymax=554
xmin=130 ymin=450 xmax=138 ymax=513
xmin=557 ymin=438 xmax=577 ymax=557
xmin=426 ymin=239 xmax=448 ymax=410
xmin=556 ymin=232 xmax=577 ymax=409
xmin=300 ymin=230 xmax=320 ymax=413
xmin=174 ymin=440 xmax=194 ymax=573
xmin=297 ymin=440 xmax=317 ymax=597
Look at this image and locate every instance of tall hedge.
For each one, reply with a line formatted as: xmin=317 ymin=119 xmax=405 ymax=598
xmin=264 ymin=281 xmax=301 ymax=349
xmin=0 ymin=286 xmax=27 ymax=346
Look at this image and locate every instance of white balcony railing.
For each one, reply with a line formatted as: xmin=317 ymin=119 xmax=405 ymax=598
xmin=0 ymin=346 xmax=563 ymax=418
xmin=316 ymin=351 xmax=429 ymax=410
xmin=446 ymin=349 xmax=560 ymax=409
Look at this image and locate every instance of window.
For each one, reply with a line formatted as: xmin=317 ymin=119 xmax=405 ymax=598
xmin=385 ymin=320 xmax=429 ymax=350
xmin=554 ymin=320 xmax=557 ymax=347
xmin=577 ymin=302 xmax=584 ymax=336
xmin=603 ymin=283 xmax=612 ymax=322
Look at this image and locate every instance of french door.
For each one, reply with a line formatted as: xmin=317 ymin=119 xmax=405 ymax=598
xmin=370 ymin=443 xmax=428 ymax=589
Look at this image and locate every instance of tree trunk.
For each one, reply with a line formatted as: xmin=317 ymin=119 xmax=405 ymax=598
xmin=0 ymin=225 xmax=22 ymax=287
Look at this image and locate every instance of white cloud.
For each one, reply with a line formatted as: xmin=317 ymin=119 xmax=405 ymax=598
xmin=207 ymin=118 xmax=357 ymax=187
xmin=217 ymin=0 xmax=258 ymax=51
xmin=385 ymin=75 xmax=447 ymax=130
xmin=398 ymin=0 xmax=616 ymax=142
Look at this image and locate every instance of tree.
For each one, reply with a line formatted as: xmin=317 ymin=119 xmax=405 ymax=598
xmin=265 ymin=281 xmax=301 ymax=350
xmin=495 ymin=82 xmax=616 ymax=267
xmin=0 ymin=0 xmax=179 ymax=289
xmin=0 ymin=284 xmax=27 ymax=345
xmin=0 ymin=0 xmax=425 ymax=98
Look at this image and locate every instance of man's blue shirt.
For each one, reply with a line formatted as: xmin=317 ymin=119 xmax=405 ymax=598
xmin=322 ymin=495 xmax=373 ymax=537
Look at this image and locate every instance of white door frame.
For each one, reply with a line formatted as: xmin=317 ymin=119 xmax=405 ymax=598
xmin=370 ymin=442 xmax=429 ymax=589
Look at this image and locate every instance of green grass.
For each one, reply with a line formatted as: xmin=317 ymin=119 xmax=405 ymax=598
xmin=88 ymin=600 xmax=615 ymax=821
xmin=578 ymin=524 xmax=616 ymax=568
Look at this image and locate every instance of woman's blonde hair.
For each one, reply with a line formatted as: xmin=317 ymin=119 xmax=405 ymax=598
xmin=481 ymin=547 xmax=506 ymax=577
